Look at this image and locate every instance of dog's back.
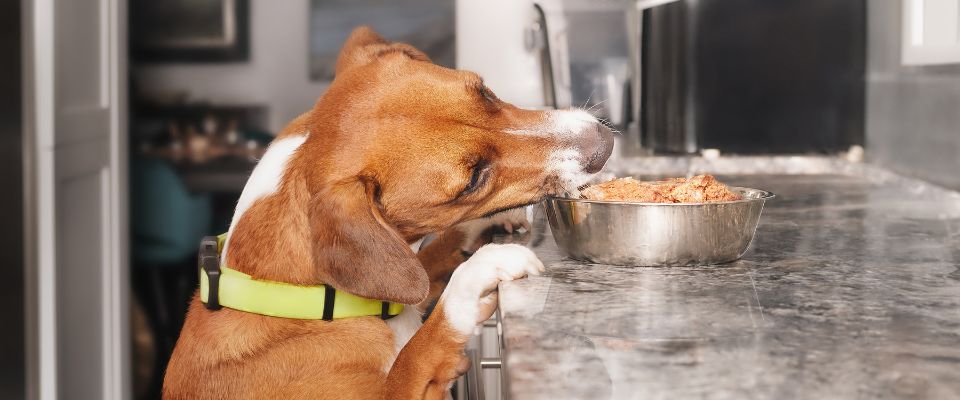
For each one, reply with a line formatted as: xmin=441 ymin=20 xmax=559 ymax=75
xmin=165 ymin=298 xmax=396 ymax=399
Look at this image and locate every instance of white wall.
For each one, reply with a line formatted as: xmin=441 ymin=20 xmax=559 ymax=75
xmin=133 ymin=0 xmax=330 ymax=133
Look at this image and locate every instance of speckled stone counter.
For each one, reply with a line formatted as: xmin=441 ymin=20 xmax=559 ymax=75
xmin=497 ymin=160 xmax=960 ymax=399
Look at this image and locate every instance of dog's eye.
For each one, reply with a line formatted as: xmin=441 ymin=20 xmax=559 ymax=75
xmin=459 ymin=163 xmax=490 ymax=197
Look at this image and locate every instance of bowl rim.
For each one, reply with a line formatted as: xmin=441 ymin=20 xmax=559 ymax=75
xmin=549 ymin=186 xmax=775 ymax=206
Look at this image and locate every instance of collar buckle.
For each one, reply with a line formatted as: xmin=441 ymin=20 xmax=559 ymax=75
xmin=380 ymin=302 xmax=395 ymax=320
xmin=199 ymin=236 xmax=222 ymax=310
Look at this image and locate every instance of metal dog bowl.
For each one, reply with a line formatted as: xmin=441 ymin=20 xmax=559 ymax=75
xmin=544 ymin=187 xmax=774 ymax=266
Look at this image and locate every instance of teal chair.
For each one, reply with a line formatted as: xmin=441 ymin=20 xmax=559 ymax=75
xmin=130 ymin=156 xmax=212 ymax=399
xmin=131 ymin=157 xmax=212 ymax=265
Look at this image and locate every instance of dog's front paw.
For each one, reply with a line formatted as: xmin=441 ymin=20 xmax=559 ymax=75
xmin=440 ymin=244 xmax=544 ymax=337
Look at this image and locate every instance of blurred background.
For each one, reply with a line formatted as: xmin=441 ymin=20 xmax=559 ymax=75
xmin=7 ymin=0 xmax=960 ymax=399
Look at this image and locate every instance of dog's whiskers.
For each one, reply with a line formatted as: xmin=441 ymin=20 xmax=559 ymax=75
xmin=580 ymin=88 xmax=598 ymax=110
xmin=586 ymin=99 xmax=609 ymax=114
xmin=594 ymin=115 xmax=622 ymax=136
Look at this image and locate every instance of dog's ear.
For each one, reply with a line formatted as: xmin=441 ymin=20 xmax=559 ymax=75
xmin=309 ymin=175 xmax=429 ymax=305
xmin=335 ymin=26 xmax=431 ymax=75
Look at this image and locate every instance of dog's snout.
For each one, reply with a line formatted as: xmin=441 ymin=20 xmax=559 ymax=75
xmin=536 ymin=109 xmax=614 ymax=188
xmin=580 ymin=123 xmax=614 ymax=173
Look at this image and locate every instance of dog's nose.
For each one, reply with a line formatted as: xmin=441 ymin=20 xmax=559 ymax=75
xmin=580 ymin=123 xmax=615 ymax=173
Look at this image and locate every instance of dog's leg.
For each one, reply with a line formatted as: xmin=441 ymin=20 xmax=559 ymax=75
xmin=456 ymin=207 xmax=530 ymax=253
xmin=385 ymin=244 xmax=543 ymax=400
xmin=416 ymin=229 xmax=469 ymax=303
xmin=417 ymin=208 xmax=532 ymax=303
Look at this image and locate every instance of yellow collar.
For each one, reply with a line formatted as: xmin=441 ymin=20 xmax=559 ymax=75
xmin=199 ymin=235 xmax=403 ymax=320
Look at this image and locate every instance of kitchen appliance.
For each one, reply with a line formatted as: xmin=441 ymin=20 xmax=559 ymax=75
xmin=457 ymin=0 xmax=679 ymax=157
xmin=456 ymin=0 xmax=866 ymax=156
xmin=544 ymin=187 xmax=773 ymax=266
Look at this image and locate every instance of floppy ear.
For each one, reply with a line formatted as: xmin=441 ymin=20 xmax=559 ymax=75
xmin=310 ymin=175 xmax=429 ymax=305
xmin=335 ymin=26 xmax=432 ymax=75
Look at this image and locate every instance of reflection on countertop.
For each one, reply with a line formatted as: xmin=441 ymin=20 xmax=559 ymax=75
xmin=498 ymin=157 xmax=960 ymax=400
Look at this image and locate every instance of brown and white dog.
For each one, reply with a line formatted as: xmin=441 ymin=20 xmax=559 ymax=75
xmin=163 ymin=27 xmax=613 ymax=399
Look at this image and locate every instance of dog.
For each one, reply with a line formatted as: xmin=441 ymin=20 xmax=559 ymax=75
xmin=163 ymin=26 xmax=613 ymax=399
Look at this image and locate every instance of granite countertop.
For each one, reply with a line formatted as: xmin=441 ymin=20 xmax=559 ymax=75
xmin=497 ymin=157 xmax=960 ymax=400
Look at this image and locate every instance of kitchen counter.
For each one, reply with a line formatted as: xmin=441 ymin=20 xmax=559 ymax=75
xmin=497 ymin=157 xmax=960 ymax=399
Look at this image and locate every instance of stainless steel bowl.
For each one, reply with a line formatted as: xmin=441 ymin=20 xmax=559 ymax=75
xmin=544 ymin=187 xmax=774 ymax=266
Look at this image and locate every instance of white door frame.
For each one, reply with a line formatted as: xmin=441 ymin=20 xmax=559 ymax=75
xmin=22 ymin=0 xmax=130 ymax=398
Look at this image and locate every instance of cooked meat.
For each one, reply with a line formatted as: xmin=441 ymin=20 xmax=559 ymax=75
xmin=581 ymin=174 xmax=742 ymax=203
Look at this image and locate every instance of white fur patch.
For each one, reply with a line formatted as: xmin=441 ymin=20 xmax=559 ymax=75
xmin=547 ymin=147 xmax=594 ymax=196
xmin=505 ymin=109 xmax=598 ymax=138
xmin=508 ymin=108 xmax=601 ymax=195
xmin=546 ymin=109 xmax=602 ymax=194
xmin=440 ymin=244 xmax=544 ymax=336
xmin=385 ymin=241 xmax=427 ymax=372
xmin=221 ymin=134 xmax=308 ymax=264
xmin=384 ymin=305 xmax=424 ymax=372
xmin=547 ymin=108 xmax=601 ymax=137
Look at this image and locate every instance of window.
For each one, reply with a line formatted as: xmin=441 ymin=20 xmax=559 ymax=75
xmin=308 ymin=0 xmax=454 ymax=81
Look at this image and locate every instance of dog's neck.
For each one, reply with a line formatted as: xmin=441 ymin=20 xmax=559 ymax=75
xmin=223 ymin=153 xmax=321 ymax=285
xmin=219 ymin=109 xmax=324 ymax=285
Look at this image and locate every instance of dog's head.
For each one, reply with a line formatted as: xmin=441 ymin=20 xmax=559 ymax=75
xmin=298 ymin=27 xmax=613 ymax=304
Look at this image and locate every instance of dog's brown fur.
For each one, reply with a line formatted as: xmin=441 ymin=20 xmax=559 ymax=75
xmin=164 ymin=27 xmax=605 ymax=399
